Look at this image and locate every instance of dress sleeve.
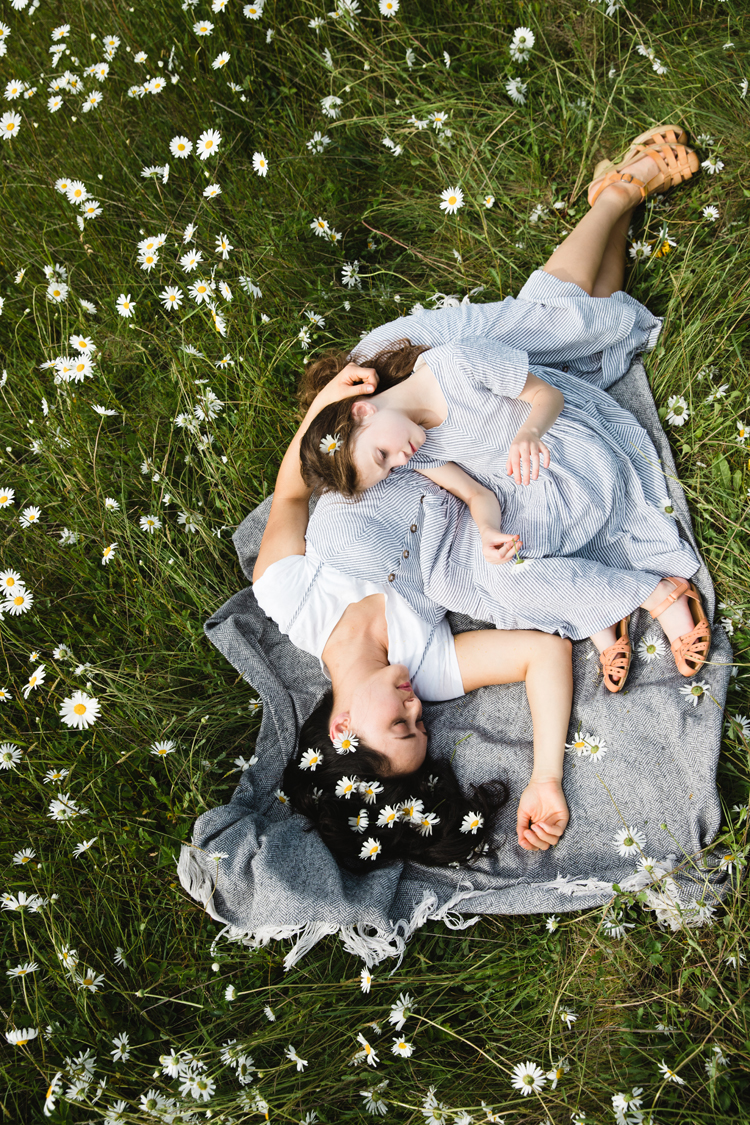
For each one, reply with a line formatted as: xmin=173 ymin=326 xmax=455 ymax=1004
xmin=431 ymin=336 xmax=530 ymax=399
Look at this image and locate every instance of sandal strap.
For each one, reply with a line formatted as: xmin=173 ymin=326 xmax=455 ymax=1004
xmin=589 ymin=170 xmax=648 ymax=207
xmin=671 ymin=621 xmax=711 ymax=672
xmin=649 ymin=577 xmax=690 ymax=621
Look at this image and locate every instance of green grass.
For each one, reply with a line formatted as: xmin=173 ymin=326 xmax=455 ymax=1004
xmin=1 ymin=0 xmax=749 ymax=1120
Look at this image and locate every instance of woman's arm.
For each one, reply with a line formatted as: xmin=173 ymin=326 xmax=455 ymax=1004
xmin=507 ymin=372 xmax=564 ymax=486
xmin=253 ymin=363 xmax=378 ymax=582
xmin=453 ymin=629 xmax=572 ymax=851
xmin=416 ymin=462 xmax=521 ymax=564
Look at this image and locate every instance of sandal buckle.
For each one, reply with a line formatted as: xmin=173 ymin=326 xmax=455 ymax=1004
xmin=620 ymin=172 xmax=634 ymax=183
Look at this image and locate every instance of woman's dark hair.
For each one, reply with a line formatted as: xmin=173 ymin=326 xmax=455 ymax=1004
xmin=297 ymin=339 xmax=431 ymax=499
xmin=282 ymin=693 xmax=509 ymax=874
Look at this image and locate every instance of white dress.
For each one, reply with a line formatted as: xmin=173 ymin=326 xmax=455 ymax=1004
xmin=252 ymin=548 xmax=465 ymax=702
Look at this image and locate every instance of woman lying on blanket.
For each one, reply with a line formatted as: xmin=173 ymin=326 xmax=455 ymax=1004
xmin=254 ymin=362 xmax=574 ymax=870
xmin=299 ymin=127 xmax=711 ymax=693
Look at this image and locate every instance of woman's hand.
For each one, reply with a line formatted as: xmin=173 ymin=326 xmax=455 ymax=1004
xmin=506 ymin=428 xmax=551 ymax=486
xmin=313 ymin=362 xmax=379 ymax=410
xmin=515 ymin=777 xmax=569 ymax=851
xmin=481 ymin=528 xmax=522 ymax=565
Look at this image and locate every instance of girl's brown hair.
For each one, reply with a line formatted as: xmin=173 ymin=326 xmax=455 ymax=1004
xmin=298 ymin=338 xmax=430 ymax=498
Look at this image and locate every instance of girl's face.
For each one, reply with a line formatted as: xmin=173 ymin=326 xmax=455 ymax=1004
xmin=350 ymin=401 xmax=426 ymax=490
xmin=332 ymin=664 xmax=428 ymax=775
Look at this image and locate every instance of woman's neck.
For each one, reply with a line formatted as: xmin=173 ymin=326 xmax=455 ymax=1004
xmin=377 ymin=363 xmax=447 ymax=429
xmin=323 ymin=595 xmax=389 ymax=704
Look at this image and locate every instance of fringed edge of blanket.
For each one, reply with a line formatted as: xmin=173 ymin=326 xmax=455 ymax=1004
xmin=178 ymin=845 xmax=728 ymax=969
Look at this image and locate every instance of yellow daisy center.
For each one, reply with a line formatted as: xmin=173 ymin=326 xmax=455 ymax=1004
xmin=448 ymin=195 xmax=457 ymax=205
xmin=13 ymin=595 xmax=23 ymax=605
xmin=73 ymin=702 xmax=87 ymax=715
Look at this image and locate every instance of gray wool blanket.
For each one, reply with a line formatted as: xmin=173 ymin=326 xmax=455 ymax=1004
xmin=177 ymin=359 xmax=733 ymax=969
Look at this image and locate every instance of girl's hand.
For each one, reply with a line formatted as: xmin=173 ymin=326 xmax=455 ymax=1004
xmin=506 ymin=429 xmax=551 ymax=486
xmin=481 ymin=528 xmax=522 ymax=565
xmin=515 ymin=778 xmax=569 ymax=851
xmin=314 ymin=362 xmax=379 ymax=409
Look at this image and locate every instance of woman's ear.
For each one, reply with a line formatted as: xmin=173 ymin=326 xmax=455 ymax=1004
xmin=351 ymin=399 xmax=377 ymax=420
xmin=329 ymin=712 xmax=352 ymax=741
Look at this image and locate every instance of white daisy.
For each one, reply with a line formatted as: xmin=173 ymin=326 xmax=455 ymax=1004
xmin=348 ymin=808 xmax=369 ymax=833
xmin=565 ymin=730 xmax=592 ymax=756
xmin=299 ymin=748 xmax=323 ymax=770
xmin=510 ymin=1060 xmax=547 ymax=1095
xmin=0 ymin=744 xmax=23 ymax=769
xmin=377 ymin=805 xmax=398 ymax=828
xmin=702 ymin=205 xmax=720 ymax=222
xmin=203 ymin=182 xmax=222 ymax=199
xmin=160 ymin=286 xmax=183 ymax=311
xmin=139 ymin=514 xmax=162 ymax=533
xmin=679 ymin=679 xmax=710 ymax=707
xmin=252 ymin=151 xmax=268 ymax=176
xmin=320 ymin=433 xmax=341 ymax=455
xmin=701 ymin=156 xmax=724 ymax=175
xmin=665 ymin=394 xmax=689 ymax=426
xmin=612 ymin=825 xmax=646 ymax=857
xmin=0 ymin=487 xmax=15 ymax=509
xmin=72 ymin=837 xmax=97 ymax=858
xmin=22 ymin=664 xmax=45 ymax=700
xmin=212 ymin=51 xmax=230 ymax=70
xmin=335 ymin=775 xmax=359 ymax=799
xmin=332 ymin=730 xmax=358 ymax=752
xmin=657 ymin=1059 xmax=686 ymax=1085
xmin=460 ymin=811 xmax=484 ymax=834
xmin=59 ymin=691 xmax=100 ymax=730
xmin=505 ymin=77 xmax=527 ymax=104
xmin=439 ymin=186 xmax=464 ymax=214
xmin=359 ymin=837 xmax=381 ymax=861
xmin=19 ymin=505 xmax=41 ymax=528
xmin=638 ymin=632 xmax=666 ymax=662
xmin=101 ymin=543 xmax=117 ymax=565
xmin=116 ymin=294 xmax=135 ymax=318
xmin=46 ymin=282 xmax=69 ymax=303
xmin=196 ymin=128 xmax=221 ymax=159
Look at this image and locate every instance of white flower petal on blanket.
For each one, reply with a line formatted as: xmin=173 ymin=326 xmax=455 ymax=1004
xmin=565 ymin=731 xmax=592 ymax=756
xmin=638 ymin=632 xmax=666 ymax=662
xmin=585 ymin=737 xmax=608 ymax=761
xmin=613 ymin=825 xmax=646 ymax=857
xmin=679 ymin=680 xmax=710 ymax=707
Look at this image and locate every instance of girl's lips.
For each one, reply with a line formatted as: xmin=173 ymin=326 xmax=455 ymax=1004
xmin=397 ymin=681 xmax=412 ymax=691
xmin=408 ymin=442 xmax=416 ymax=454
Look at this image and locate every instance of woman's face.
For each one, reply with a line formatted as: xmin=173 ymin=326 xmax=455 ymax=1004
xmin=334 ymin=664 xmax=427 ymax=774
xmin=350 ymin=402 xmax=426 ymax=490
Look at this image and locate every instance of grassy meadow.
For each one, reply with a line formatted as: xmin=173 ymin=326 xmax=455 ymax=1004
xmin=1 ymin=0 xmax=749 ymax=1120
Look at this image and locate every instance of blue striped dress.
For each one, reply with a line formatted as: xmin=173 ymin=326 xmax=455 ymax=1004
xmin=306 ymin=273 xmax=699 ymax=641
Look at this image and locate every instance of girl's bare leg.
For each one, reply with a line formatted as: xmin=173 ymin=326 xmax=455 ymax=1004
xmin=541 ymin=151 xmax=661 ymax=295
xmin=591 ymin=208 xmax=634 ymax=298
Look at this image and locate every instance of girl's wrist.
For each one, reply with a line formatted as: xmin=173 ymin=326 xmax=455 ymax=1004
xmin=529 ymin=770 xmax=563 ymax=784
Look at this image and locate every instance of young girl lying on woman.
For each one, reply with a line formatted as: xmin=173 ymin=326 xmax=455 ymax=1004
xmin=299 ymin=129 xmax=710 ymax=693
xmin=253 ymin=362 xmax=575 ymax=871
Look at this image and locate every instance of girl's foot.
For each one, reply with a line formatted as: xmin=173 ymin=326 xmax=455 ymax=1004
xmin=640 ymin=579 xmax=696 ymax=644
xmin=588 ymin=144 xmax=699 ymax=210
xmin=590 ymin=625 xmax=618 ymax=653
xmin=591 ymin=151 xmax=663 ymax=211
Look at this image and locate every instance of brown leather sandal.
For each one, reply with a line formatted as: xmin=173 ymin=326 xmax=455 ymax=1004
xmin=587 ymin=143 xmax=700 ymax=207
xmin=599 ymin=616 xmax=632 ymax=693
xmin=649 ymin=577 xmax=711 ymax=677
xmin=591 ymin=124 xmax=689 ymax=181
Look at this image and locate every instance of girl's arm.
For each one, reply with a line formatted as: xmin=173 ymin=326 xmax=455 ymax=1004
xmin=453 ymin=629 xmax=572 ymax=851
xmin=416 ymin=462 xmax=521 ymax=564
xmin=508 ymin=371 xmax=564 ymax=486
xmin=253 ymin=363 xmax=378 ymax=582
